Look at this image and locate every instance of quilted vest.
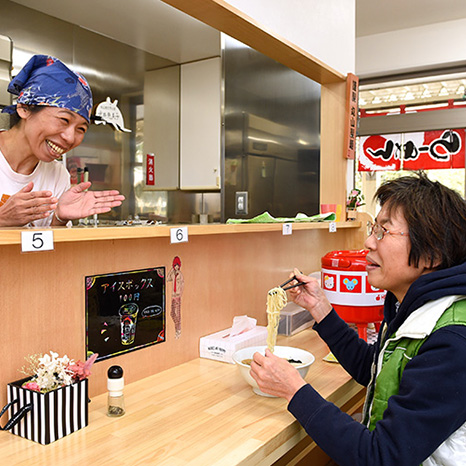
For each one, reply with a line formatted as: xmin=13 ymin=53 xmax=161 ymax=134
xmin=363 ymin=297 xmax=466 ymax=465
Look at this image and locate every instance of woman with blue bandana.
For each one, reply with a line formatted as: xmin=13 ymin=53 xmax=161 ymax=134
xmin=0 ymin=54 xmax=124 ymax=227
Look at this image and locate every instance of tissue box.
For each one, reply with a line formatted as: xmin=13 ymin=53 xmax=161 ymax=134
xmin=278 ymin=302 xmax=314 ymax=336
xmin=200 ymin=326 xmax=268 ymax=363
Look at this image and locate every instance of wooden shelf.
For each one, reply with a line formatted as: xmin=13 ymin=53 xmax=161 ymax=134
xmin=0 ymin=221 xmax=361 ymax=245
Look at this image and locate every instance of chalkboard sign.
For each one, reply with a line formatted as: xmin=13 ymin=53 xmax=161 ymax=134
xmin=86 ymin=267 xmax=166 ymax=361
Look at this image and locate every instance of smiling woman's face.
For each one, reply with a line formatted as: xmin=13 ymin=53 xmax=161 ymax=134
xmin=364 ymin=203 xmax=432 ymax=302
xmin=17 ymin=105 xmax=88 ymax=162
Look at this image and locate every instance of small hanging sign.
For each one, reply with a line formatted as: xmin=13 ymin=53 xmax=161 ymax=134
xmin=343 ymin=73 xmax=359 ymax=159
xmin=146 ymin=153 xmax=155 ymax=186
xmin=94 ymin=97 xmax=131 ymax=132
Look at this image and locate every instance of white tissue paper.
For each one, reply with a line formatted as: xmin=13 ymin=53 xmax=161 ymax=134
xmin=199 ymin=315 xmax=268 ymax=363
xmin=229 ymin=315 xmax=257 ymax=337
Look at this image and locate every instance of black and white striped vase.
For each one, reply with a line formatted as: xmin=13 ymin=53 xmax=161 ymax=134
xmin=6 ymin=377 xmax=89 ymax=445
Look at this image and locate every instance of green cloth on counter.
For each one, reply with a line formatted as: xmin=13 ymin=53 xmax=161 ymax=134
xmin=226 ymin=211 xmax=335 ymax=224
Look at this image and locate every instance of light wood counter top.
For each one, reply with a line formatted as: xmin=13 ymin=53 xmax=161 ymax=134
xmin=0 ymin=220 xmax=361 ymax=245
xmin=0 ymin=329 xmax=364 ymax=466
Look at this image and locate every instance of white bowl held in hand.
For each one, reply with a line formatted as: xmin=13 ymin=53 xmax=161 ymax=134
xmin=232 ymin=345 xmax=315 ymax=397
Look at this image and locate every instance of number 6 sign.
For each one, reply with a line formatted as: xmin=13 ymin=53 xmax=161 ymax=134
xmin=170 ymin=227 xmax=188 ymax=244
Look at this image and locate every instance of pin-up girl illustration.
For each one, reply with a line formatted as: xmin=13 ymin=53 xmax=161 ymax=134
xmin=167 ymin=256 xmax=184 ymax=339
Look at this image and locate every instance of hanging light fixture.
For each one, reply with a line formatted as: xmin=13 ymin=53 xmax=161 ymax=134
xmin=421 ymin=84 xmax=431 ymax=99
xmin=439 ymin=82 xmax=449 ymax=96
xmin=404 ymin=90 xmax=415 ymax=101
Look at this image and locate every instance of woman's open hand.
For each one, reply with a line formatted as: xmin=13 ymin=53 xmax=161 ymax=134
xmin=0 ymin=182 xmax=57 ymax=226
xmin=55 ymin=182 xmax=125 ymax=221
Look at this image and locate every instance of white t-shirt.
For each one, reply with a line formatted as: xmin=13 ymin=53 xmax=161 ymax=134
xmin=0 ymin=149 xmax=70 ymax=227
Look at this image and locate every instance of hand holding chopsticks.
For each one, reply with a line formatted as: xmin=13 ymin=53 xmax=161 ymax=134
xmin=278 ymin=269 xmax=333 ymax=324
xmin=279 ymin=275 xmax=306 ymax=291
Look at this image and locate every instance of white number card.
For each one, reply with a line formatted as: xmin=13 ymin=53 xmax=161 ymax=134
xmin=329 ymin=222 xmax=337 ymax=233
xmin=282 ymin=223 xmax=293 ymax=235
xmin=170 ymin=227 xmax=189 ymax=244
xmin=21 ymin=231 xmax=55 ymax=252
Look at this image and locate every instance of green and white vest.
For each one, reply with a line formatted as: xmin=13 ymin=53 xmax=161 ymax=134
xmin=362 ymin=295 xmax=466 ymax=466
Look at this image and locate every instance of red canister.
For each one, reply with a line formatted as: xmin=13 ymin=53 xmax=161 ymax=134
xmin=321 ymin=249 xmax=386 ymax=340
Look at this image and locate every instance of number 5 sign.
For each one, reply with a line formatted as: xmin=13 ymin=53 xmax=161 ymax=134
xmin=21 ymin=231 xmax=55 ymax=252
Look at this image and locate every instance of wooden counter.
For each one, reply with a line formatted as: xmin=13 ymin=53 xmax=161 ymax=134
xmin=0 ymin=330 xmax=364 ymax=466
xmin=0 ymin=220 xmax=361 ymax=245
xmin=0 ymin=217 xmax=369 ymax=412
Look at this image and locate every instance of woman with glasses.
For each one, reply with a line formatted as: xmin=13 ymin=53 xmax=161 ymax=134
xmin=250 ymin=172 xmax=466 ymax=465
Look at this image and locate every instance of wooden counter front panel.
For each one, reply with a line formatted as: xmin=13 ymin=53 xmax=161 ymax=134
xmin=1 ymin=226 xmax=364 ymax=407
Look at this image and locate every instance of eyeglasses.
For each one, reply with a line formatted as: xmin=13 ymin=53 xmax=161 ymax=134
xmin=367 ymin=221 xmax=409 ymax=241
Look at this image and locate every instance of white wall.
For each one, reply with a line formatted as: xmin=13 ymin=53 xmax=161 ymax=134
xmin=356 ymin=18 xmax=466 ymax=79
xmin=225 ymin=0 xmax=355 ymax=75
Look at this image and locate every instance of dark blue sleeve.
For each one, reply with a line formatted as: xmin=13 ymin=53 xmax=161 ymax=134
xmin=288 ymin=325 xmax=466 ymax=466
xmin=313 ymin=309 xmax=376 ymax=386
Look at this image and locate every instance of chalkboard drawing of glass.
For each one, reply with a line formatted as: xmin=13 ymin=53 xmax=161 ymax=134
xmin=119 ymin=303 xmax=139 ymax=345
xmin=86 ymin=267 xmax=165 ymax=361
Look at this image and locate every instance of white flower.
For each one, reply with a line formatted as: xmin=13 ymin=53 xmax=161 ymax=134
xmin=33 ymin=351 xmax=75 ymax=392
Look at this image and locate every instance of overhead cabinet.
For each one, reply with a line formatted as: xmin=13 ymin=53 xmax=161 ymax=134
xmin=180 ymin=57 xmax=221 ymax=190
xmin=144 ymin=57 xmax=221 ymax=191
xmin=144 ymin=66 xmax=180 ymax=190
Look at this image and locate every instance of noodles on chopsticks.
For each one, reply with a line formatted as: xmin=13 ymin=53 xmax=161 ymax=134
xmin=266 ymin=287 xmax=288 ymax=352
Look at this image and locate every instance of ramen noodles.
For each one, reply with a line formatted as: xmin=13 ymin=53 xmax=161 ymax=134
xmin=266 ymin=286 xmax=287 ymax=352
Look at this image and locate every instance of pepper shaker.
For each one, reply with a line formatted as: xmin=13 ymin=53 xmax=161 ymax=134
xmin=107 ymin=365 xmax=125 ymax=417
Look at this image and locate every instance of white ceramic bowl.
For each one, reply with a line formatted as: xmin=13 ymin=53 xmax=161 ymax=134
xmin=232 ymin=345 xmax=315 ymax=396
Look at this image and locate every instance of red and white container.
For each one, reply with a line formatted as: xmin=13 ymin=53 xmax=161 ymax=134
xmin=321 ymin=250 xmax=386 ymax=340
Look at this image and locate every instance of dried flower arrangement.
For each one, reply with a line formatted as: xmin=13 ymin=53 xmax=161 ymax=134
xmin=20 ymin=351 xmax=98 ymax=393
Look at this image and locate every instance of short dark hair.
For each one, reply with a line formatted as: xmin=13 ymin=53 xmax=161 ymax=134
xmin=9 ymin=105 xmax=45 ymax=127
xmin=375 ymin=172 xmax=466 ymax=270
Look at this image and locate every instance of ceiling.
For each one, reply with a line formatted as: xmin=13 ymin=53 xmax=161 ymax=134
xmin=12 ymin=1 xmax=466 ymax=68
xmin=11 ymin=0 xmax=220 ymax=64
xmin=356 ymin=0 xmax=466 ymax=37
xmin=356 ymin=0 xmax=466 ymax=109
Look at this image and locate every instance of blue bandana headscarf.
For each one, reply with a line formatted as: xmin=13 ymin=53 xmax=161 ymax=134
xmin=2 ymin=54 xmax=93 ymax=123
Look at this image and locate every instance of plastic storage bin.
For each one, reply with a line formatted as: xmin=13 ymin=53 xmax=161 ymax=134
xmin=278 ymin=302 xmax=314 ymax=336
